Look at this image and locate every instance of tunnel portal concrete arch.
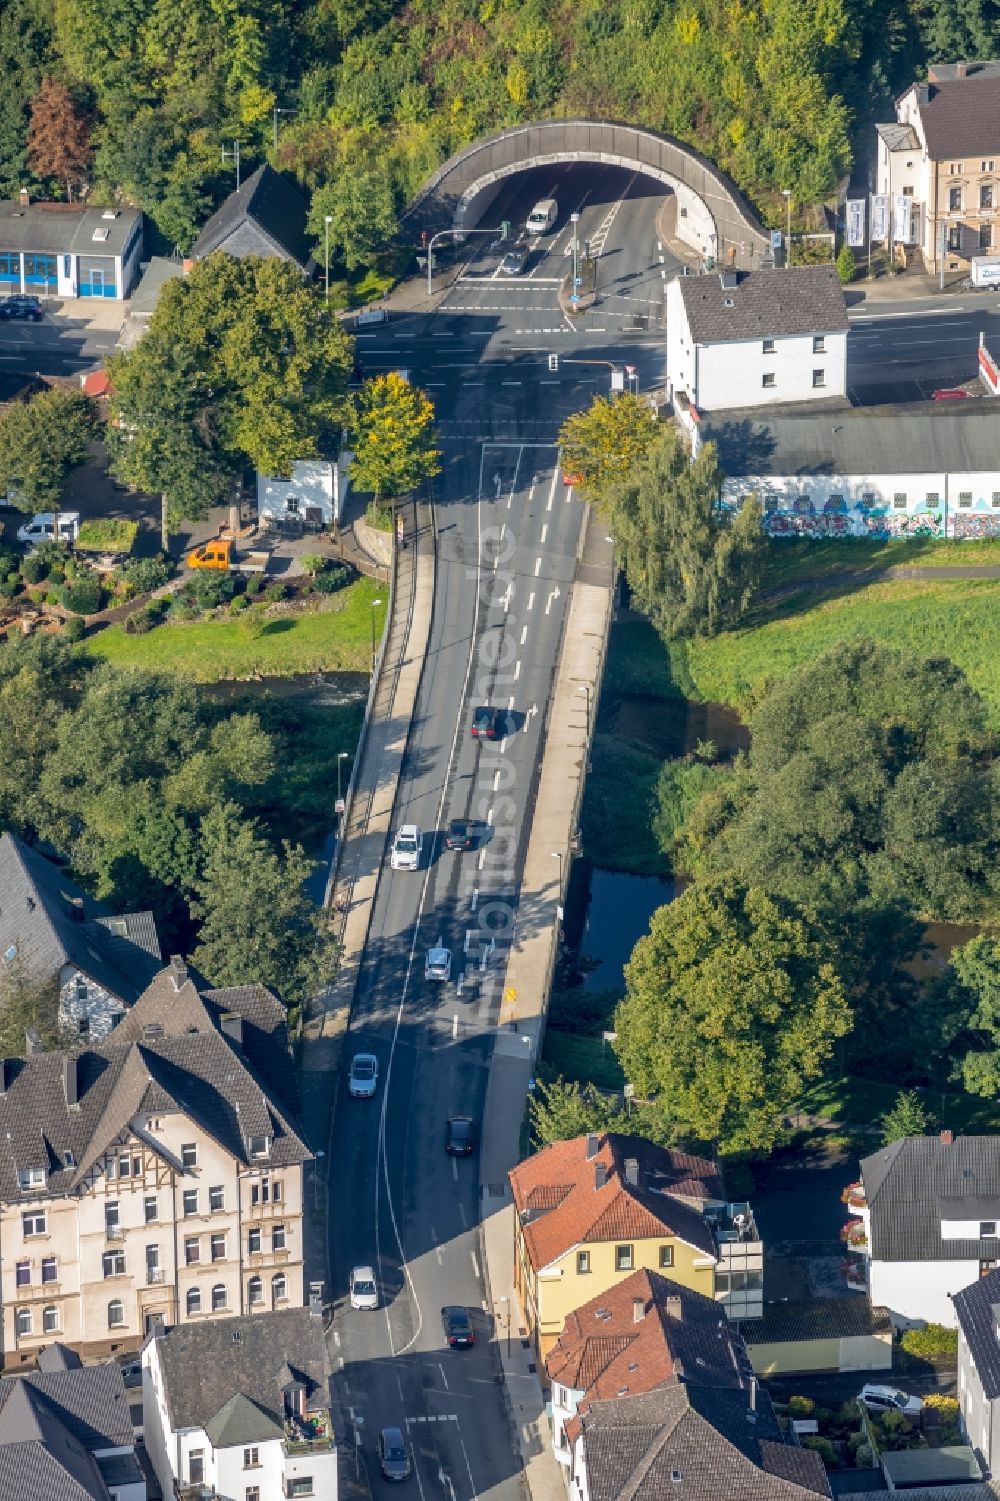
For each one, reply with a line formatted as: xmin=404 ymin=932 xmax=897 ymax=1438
xmin=405 ymin=119 xmax=771 ymax=270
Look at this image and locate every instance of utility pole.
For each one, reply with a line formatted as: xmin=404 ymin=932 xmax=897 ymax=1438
xmin=222 ymin=139 xmax=242 ymax=190
xmin=782 ymin=189 xmax=791 ymax=265
xmin=570 ymin=211 xmax=581 ymax=309
xmin=272 ymin=106 xmax=296 ymax=152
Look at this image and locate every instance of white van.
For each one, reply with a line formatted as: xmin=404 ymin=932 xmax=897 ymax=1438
xmin=16 ymin=511 xmax=80 ymax=545
xmin=526 ymin=199 xmax=558 ymax=234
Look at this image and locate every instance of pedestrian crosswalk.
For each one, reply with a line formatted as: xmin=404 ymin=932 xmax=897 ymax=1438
xmin=407 ymin=1413 xmax=459 ymax=1424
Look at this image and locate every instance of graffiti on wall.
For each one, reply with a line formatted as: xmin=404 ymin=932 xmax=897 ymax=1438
xmin=726 ymin=491 xmax=1000 ymax=540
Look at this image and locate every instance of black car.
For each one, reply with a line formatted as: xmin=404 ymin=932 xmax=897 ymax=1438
xmin=445 ymin=819 xmax=475 ymax=851
xmin=445 ymin=1116 xmax=476 ymax=1155
xmin=441 ymin=1305 xmax=474 ymax=1348
xmin=471 ymin=705 xmax=503 ymax=740
xmin=0 ymin=295 xmax=42 ymax=321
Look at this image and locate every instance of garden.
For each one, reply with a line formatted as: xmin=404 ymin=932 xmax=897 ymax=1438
xmin=775 ymin=1389 xmax=962 ymax=1474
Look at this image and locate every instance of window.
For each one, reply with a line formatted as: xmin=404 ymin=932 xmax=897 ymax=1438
xmin=576 ymin=1251 xmax=590 ymax=1275
xmin=812 ymin=369 xmax=825 ymax=388
xmin=146 ymin=1245 xmax=160 ymax=1282
xmin=41 ymin=1257 xmax=57 ymax=1284
xmin=107 ymin=1299 xmax=125 ymax=1328
xmin=248 ymin=1275 xmax=264 ymax=1306
xmin=980 ymin=224 xmax=993 ymax=249
xmin=950 ymin=162 xmax=964 ymax=175
xmin=15 ymin=1261 xmax=30 ymax=1287
xmin=248 ymin=1134 xmax=270 ymax=1159
xmin=958 ymin=492 xmax=973 ymax=507
xmin=982 ymin=1222 xmax=997 ymax=1238
xmin=273 ymin=1181 xmax=282 ymax=1203
xmin=118 ymin=1153 xmax=134 ymax=1178
xmin=981 ymin=185 xmax=994 ymax=211
xmin=902 ymin=184 xmax=914 ymax=196
xmin=949 ymin=186 xmax=963 ymax=211
xmin=272 ymin=1224 xmax=286 ymax=1252
xmin=77 ymin=1017 xmax=89 ymax=1038
xmin=761 ymin=372 xmax=776 ymax=388
xmin=211 ymin=1233 xmax=226 ymax=1262
xmin=244 ymin=1447 xmax=260 ymax=1468
xmin=18 ymin=1166 xmax=45 ymax=1190
xmin=183 ymin=1189 xmax=199 ymax=1218
xmin=43 ymin=1305 xmax=58 ymax=1333
xmin=15 ymin=1308 xmax=32 ymax=1337
xmin=189 ymin=1452 xmax=205 ymax=1485
xmin=22 ymin=1209 xmax=46 ymax=1237
xmin=209 ymin=1185 xmax=225 ymax=1213
xmin=893 ymin=492 xmax=908 ymax=510
xmin=659 ymin=1245 xmax=674 ymax=1269
xmin=948 ymin=225 xmax=962 ymax=251
xmin=993 ymin=492 xmax=1000 ymax=509
xmin=615 ymin=1245 xmax=634 ymax=1272
xmin=983 ymin=162 xmax=996 ymax=174
xmin=926 ymin=492 xmax=940 ymax=505
xmin=105 ymin=1201 xmax=120 ymax=1231
xmin=248 ymin=1227 xmax=262 ymax=1254
xmin=186 ymin=1287 xmax=202 ymax=1315
xmin=812 ymin=336 xmax=825 ymax=354
xmin=287 ymin=1481 xmax=314 ymax=1498
xmin=103 ymin=1249 xmax=125 ymax=1277
xmin=272 ymin=1272 xmax=287 ymax=1303
xmin=247 ymin=1489 xmax=261 ymax=1501
xmin=181 ymin=1143 xmax=197 ymax=1169
xmin=762 ymin=338 xmax=775 ymax=354
xmin=212 ymin=1283 xmax=228 ymax=1311
xmin=144 ymin=1196 xmax=158 ymax=1224
xmin=185 ymin=1237 xmax=200 ymax=1266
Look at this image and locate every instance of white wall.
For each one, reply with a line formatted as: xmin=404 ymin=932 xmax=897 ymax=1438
xmin=869 ymin=1258 xmax=980 ymax=1327
xmin=550 ymin=1381 xmax=583 ymax=1466
xmin=215 ymin=1436 xmax=286 ymax=1499
xmin=257 ymin=460 xmax=337 ymax=526
xmin=58 ymin=962 xmax=125 ymax=1041
xmin=719 ymin=469 xmax=1000 ymax=538
xmin=958 ymin=1327 xmax=998 ymax=1473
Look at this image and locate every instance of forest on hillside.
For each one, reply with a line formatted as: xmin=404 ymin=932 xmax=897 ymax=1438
xmin=2 ymin=0 xmax=998 ymax=264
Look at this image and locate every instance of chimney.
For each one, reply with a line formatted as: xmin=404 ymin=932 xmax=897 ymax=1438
xmin=633 ymin=1297 xmax=646 ymax=1323
xmin=142 ymin=1023 xmax=163 ymax=1041
xmin=954 ymin=61 xmax=968 ymax=79
xmin=624 ymin=1158 xmax=639 ymax=1188
xmin=63 ymin=1054 xmax=78 ymax=1109
xmin=586 ymin=1133 xmax=599 ymax=1160
xmin=220 ymin=1012 xmax=243 ymax=1049
xmin=595 ymin=1161 xmax=608 ymax=1190
xmin=940 ymin=1129 xmax=954 ymax=1146
xmin=24 ymin=1029 xmax=42 ymax=1056
xmin=169 ymin=955 xmax=188 ymax=991
xmin=18 ymin=188 xmax=28 ymax=208
xmin=916 ymin=82 xmax=930 ymax=108
xmin=665 ymin=1295 xmax=682 ymax=1320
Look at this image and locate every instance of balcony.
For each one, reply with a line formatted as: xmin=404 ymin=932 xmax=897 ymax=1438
xmin=840 ymin=1220 xmax=869 ymax=1252
xmin=711 ymin=1203 xmax=759 ymax=1246
xmin=841 ymin=1181 xmax=867 ymax=1215
xmin=146 ymin=1268 xmax=164 ymax=1284
xmin=105 ymin=1225 xmax=124 ymax=1241
xmin=283 ymin=1408 xmax=334 ymax=1456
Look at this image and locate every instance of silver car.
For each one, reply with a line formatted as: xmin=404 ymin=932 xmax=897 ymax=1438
xmin=348 ymin=1053 xmax=378 ymax=1099
xmin=350 ymin=1265 xmax=378 ymax=1311
xmin=425 ymin=945 xmax=452 ymax=982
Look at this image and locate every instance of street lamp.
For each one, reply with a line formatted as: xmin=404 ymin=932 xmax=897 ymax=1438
xmin=578 ymin=683 xmax=591 ymax=736
xmin=570 ymin=212 xmax=581 ymax=309
xmin=370 ymin=598 xmax=383 ymax=670
xmin=324 ymin=214 xmax=333 ymax=304
xmin=782 ymin=190 xmax=792 ymax=260
xmin=336 ymin=751 xmax=349 ymax=806
xmin=499 ymin=1295 xmax=511 ymax=1358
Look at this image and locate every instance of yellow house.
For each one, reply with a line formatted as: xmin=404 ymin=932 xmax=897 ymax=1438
xmin=509 ymin=1132 xmax=762 ymax=1360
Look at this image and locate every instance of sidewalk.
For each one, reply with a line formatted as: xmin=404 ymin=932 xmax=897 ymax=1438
xmin=479 ymin=510 xmax=615 ymax=1501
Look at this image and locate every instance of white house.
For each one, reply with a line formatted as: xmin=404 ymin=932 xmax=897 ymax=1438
xmin=666 ymin=266 xmax=848 ymax=413
xmin=954 ymin=1265 xmax=1000 ymax=1475
xmin=0 ymin=192 xmax=143 ymax=301
xmin=143 ymin=1307 xmax=336 ymax=1501
xmin=698 ymin=395 xmax=1000 ymax=539
xmin=257 ymin=457 xmax=351 ymax=532
xmin=850 ymin=1132 xmax=1000 ymax=1329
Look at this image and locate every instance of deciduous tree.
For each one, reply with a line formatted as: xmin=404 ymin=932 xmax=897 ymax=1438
xmin=308 ymin=165 xmax=400 ymax=273
xmin=350 ymin=372 xmax=440 ymax=502
xmin=558 ymin=394 xmax=658 ymax=498
xmin=945 ymin=936 xmax=1000 ymax=1098
xmin=26 ymin=76 xmax=90 ymax=198
xmin=0 ymin=388 xmax=96 ymax=512
xmin=880 ymin=1089 xmax=933 ymax=1146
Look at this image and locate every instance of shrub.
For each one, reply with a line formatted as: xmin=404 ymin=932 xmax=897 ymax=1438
xmin=184 ymin=570 xmax=236 ymax=611
xmin=264 ymin=583 xmax=285 ymax=605
xmin=245 ymin=573 xmax=264 ymax=596
xmin=900 ymin=1324 xmax=958 ymax=1360
xmin=62 ymin=615 xmax=86 ymax=643
xmin=0 ymin=579 xmax=17 ymax=599
xmin=5 ymin=570 xmax=19 ymax=585
xmin=44 ymin=591 xmax=59 ymax=606
xmin=801 ymin=1436 xmax=837 ymax=1467
xmin=47 ymin=566 xmax=65 ymax=586
xmin=788 ymin=1396 xmax=816 ymax=1418
xmin=229 ymin=594 xmax=248 ymax=613
xmin=836 ymin=243 xmax=856 ymax=285
xmin=314 ymin=563 xmax=349 ymax=594
xmin=855 ymin=1443 xmax=874 ymax=1468
xmin=124 ymin=556 xmax=170 ymax=595
xmin=60 ymin=577 xmax=103 ymax=615
xmin=123 ymin=608 xmax=155 ymax=635
xmin=923 ymin=1394 xmax=959 ymax=1417
xmin=300 ymin=553 xmax=326 ymax=576
xmin=20 ymin=555 xmax=47 ymax=584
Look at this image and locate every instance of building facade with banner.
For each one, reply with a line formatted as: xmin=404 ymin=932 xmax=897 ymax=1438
xmin=876 ymin=62 xmax=1000 ymax=272
xmin=845 ymin=199 xmax=866 ymax=248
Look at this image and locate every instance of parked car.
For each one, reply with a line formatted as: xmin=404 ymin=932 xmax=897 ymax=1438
xmin=858 ymin=1384 xmax=924 ymax=1417
xmin=350 ymin=1265 xmax=379 ymax=1311
xmin=390 ymin=825 xmax=423 ymax=871
xmin=500 ymin=247 xmax=528 ymax=275
xmin=931 ymin=388 xmax=971 ymax=400
xmin=441 ymin=1306 xmax=475 ymax=1348
xmin=471 ymin=706 xmax=503 ymax=741
xmin=425 ymin=944 xmax=452 ymax=982
xmin=445 ymin=1116 xmax=476 ymax=1156
xmin=16 ymin=511 xmax=80 ymax=545
xmin=348 ymin=1053 xmax=379 ymax=1099
xmin=0 ymin=294 xmax=42 ymax=321
xmin=379 ymin=1427 xmax=411 ymax=1481
xmin=563 ymin=470 xmax=584 ymax=487
xmin=444 ymin=820 xmax=475 ymax=851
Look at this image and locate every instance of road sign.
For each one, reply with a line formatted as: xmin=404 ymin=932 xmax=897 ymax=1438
xmin=625 ymin=364 xmax=636 ymax=376
xmin=504 ymin=987 xmax=517 ymax=1004
xmin=335 ymin=797 xmax=345 ymax=814
xmin=574 ymin=276 xmax=582 ymax=287
xmin=501 ymin=219 xmax=511 ymax=241
xmin=611 ymin=370 xmax=624 ymax=391
xmin=548 ymin=354 xmax=559 ymax=371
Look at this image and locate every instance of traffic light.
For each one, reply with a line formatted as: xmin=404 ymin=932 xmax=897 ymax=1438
xmin=501 ymin=220 xmax=511 ymax=241
xmin=548 ymin=354 xmax=559 ymax=372
xmin=420 ymin=229 xmax=428 ymax=246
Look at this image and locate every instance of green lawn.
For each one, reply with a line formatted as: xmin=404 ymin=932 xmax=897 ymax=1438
xmin=796 ymin=1073 xmax=1000 ymax=1133
xmin=677 ymin=578 xmax=1000 ymax=724
xmin=84 ymin=579 xmax=388 ymax=682
xmin=758 ymin=536 xmax=1000 ymax=591
xmin=541 ymin=1029 xmax=626 ymax=1091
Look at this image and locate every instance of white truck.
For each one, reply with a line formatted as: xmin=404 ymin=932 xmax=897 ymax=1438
xmin=971 ymin=255 xmax=1000 ymax=288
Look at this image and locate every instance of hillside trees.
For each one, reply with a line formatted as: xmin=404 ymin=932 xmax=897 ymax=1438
xmin=26 ymin=77 xmax=91 ymax=198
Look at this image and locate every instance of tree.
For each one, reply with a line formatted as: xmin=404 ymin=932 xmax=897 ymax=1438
xmin=945 ymin=936 xmax=1000 ymax=1098
xmin=0 ymin=954 xmax=68 ymax=1057
xmin=614 ymin=876 xmax=851 ymax=1153
xmin=0 ymin=388 xmax=96 ymax=512
xmin=880 ymin=1089 xmax=933 ymax=1146
xmin=606 ymin=424 xmax=765 ymax=638
xmin=528 ymin=1076 xmax=620 ymax=1147
xmin=558 ymin=394 xmax=658 ymax=497
xmin=192 ymin=802 xmax=338 ymax=1007
xmin=350 ymin=372 xmax=441 ymax=503
xmin=308 ymin=168 xmax=399 ymax=273
xmin=835 ymin=243 xmax=856 ymax=284
xmin=26 ymin=76 xmax=90 ymax=199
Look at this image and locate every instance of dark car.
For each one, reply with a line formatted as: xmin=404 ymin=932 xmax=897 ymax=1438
xmin=445 ymin=1116 xmax=476 ymax=1156
xmin=0 ymin=295 xmax=42 ymax=321
xmin=445 ymin=819 xmax=475 ymax=851
xmin=378 ymin=1427 xmax=411 ymax=1481
xmin=441 ymin=1305 xmax=474 ymax=1348
xmin=471 ymin=706 xmax=503 ymax=740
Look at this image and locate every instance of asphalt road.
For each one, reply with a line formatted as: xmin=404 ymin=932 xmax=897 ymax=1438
xmin=846 ymin=296 xmax=1000 ymax=403
xmin=0 ymin=305 xmax=118 ymax=390
xmin=327 ymin=162 xmax=671 ymax=1501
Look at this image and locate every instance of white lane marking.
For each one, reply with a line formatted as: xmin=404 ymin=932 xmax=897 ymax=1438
xmin=849 ymin=307 xmax=967 ymax=320
xmin=534 ymin=557 xmax=541 ymax=576
xmin=545 ymin=465 xmax=560 ymax=513
xmin=527 ymin=592 xmax=535 ymax=609
xmin=513 ymin=661 xmax=521 ymax=681
xmin=471 ymin=1251 xmax=480 ymax=1278
xmin=432 ymin=331 xmax=456 ymax=337
xmin=333 ymin=1330 xmax=341 ymax=1347
xmin=493 ymin=769 xmax=501 ymax=790
xmin=545 ymin=587 xmax=560 ymax=614
xmin=540 ymin=523 xmax=548 ymax=543
xmin=487 ymin=808 xmax=494 ymax=825
xmin=501 ymin=380 xmax=522 ymax=386
xmin=520 ymin=625 xmax=527 ymax=645
xmin=478 ymin=848 xmax=487 ymax=869
xmin=507 ymin=695 xmax=515 ymax=710
xmin=439 ymin=1361 xmax=450 ymax=1391
xmin=452 ymin=1156 xmax=459 ymax=1182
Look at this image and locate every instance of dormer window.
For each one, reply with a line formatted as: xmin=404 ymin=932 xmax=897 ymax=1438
xmin=18 ymin=1166 xmax=46 ymax=1191
xmin=981 ymin=1221 xmax=997 ymax=1238
xmin=248 ymin=1134 xmax=270 ymax=1160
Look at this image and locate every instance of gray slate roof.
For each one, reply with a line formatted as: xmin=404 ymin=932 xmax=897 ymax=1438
xmin=861 ymin=1134 xmax=1000 ymax=1263
xmin=702 ymin=397 xmax=1000 ymax=480
xmin=677 ymin=266 xmax=848 ymax=345
xmin=0 ymin=1362 xmax=133 ymax=1451
xmin=127 ymin=254 xmax=185 ymax=315
xmin=0 ymin=832 xmax=161 ymax=1006
xmin=0 ymin=200 xmax=141 ymax=257
xmin=153 ymin=1307 xmax=328 ymax=1440
xmin=0 ymin=1360 xmax=133 ymax=1501
xmin=741 ymin=1298 xmax=892 ymax=1345
xmin=912 ymin=68 xmax=1000 ymax=159
xmin=955 ymin=1266 xmax=1000 ymax=1397
xmin=579 ymin=1385 xmax=831 ymax=1501
xmin=875 ymin=122 xmax=921 ymax=153
xmin=192 ymin=164 xmax=312 ymax=270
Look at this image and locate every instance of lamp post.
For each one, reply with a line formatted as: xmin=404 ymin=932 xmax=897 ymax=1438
xmin=782 ymin=190 xmax=792 ymax=262
xmin=336 ymin=751 xmax=348 ymax=806
xmin=499 ymin=1295 xmax=511 ymax=1358
xmin=578 ymin=683 xmax=591 ymax=737
xmin=570 ymin=211 xmax=581 ymax=308
xmin=370 ymin=598 xmax=383 ymax=671
xmin=324 ymin=214 xmax=333 ymax=304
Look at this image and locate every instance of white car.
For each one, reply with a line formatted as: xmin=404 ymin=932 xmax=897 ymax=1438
xmin=16 ymin=511 xmax=80 ymax=545
xmin=858 ymin=1384 xmax=924 ymax=1417
xmin=348 ymin=1053 xmax=378 ymax=1099
xmin=425 ymin=944 xmax=452 ymax=982
xmin=390 ymin=825 xmax=423 ymax=872
xmin=350 ymin=1265 xmax=379 ymax=1311
xmin=526 ymin=198 xmax=558 ymax=234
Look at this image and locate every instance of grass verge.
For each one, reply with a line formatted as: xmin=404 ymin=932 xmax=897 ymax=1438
xmin=84 ymin=579 xmax=387 ymax=682
xmin=796 ymin=1073 xmax=1000 ymax=1133
xmin=758 ymin=537 xmax=1000 ymax=590
xmin=580 ymin=734 xmax=669 ymax=876
xmin=541 ymin=1030 xmax=625 ymax=1091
